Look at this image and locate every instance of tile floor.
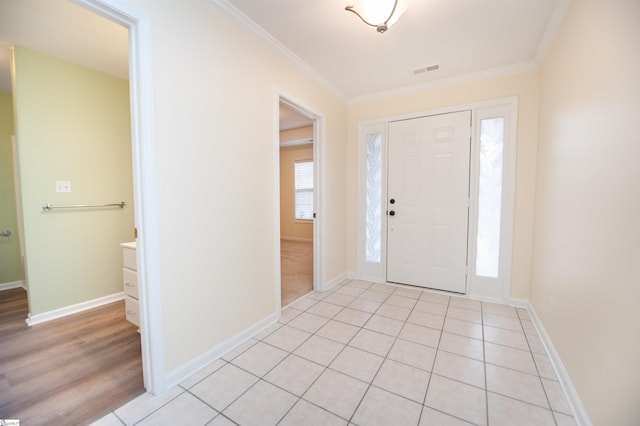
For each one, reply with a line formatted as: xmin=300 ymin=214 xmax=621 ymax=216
xmin=93 ymin=280 xmax=576 ymax=426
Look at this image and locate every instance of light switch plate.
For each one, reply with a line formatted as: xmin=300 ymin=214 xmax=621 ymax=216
xmin=55 ymin=180 xmax=72 ymax=193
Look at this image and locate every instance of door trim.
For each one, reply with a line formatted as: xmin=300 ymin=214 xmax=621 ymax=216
xmin=274 ymin=89 xmax=325 ymax=312
xmin=357 ymin=97 xmax=518 ymax=303
xmin=74 ymin=0 xmax=165 ymax=394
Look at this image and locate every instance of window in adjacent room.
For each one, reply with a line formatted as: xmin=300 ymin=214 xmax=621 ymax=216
xmin=294 ymin=160 xmax=313 ymax=220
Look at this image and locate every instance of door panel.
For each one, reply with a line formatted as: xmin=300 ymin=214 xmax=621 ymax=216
xmin=387 ymin=111 xmax=471 ymax=293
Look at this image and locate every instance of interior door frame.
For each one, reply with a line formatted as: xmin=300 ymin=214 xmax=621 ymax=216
xmin=274 ymin=89 xmax=324 ymax=311
xmin=357 ymin=97 xmax=518 ymax=303
xmin=74 ymin=0 xmax=165 ymax=394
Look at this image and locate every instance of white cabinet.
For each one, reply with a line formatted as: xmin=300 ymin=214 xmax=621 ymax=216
xmin=121 ymin=242 xmax=140 ymax=327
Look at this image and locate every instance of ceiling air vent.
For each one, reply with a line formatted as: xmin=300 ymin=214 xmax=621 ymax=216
xmin=412 ymin=64 xmax=440 ymax=76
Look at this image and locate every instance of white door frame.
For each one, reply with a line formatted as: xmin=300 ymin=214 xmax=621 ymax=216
xmin=74 ymin=0 xmax=165 ymax=394
xmin=274 ymin=89 xmax=325 ymax=312
xmin=357 ymin=97 xmax=518 ymax=303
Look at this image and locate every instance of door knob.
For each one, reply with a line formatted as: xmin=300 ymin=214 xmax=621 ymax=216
xmin=389 ymin=211 xmax=395 ymax=216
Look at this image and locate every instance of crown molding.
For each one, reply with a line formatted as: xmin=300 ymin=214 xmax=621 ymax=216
xmin=534 ymin=0 xmax=573 ymax=66
xmin=205 ymin=0 xmax=348 ymax=103
xmin=348 ymin=60 xmax=539 ymax=104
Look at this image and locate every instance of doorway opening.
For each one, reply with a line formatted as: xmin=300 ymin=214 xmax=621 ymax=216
xmin=277 ymin=96 xmax=322 ymax=306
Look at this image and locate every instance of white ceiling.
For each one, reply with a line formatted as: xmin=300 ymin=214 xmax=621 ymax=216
xmin=223 ymin=0 xmax=568 ymax=100
xmin=0 ymin=0 xmax=128 ymax=94
xmin=0 ymin=0 xmax=568 ymax=104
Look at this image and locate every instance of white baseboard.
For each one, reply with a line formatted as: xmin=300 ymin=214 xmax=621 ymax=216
xmin=165 ymin=312 xmax=279 ymax=388
xmin=280 ymin=236 xmax=313 ymax=243
xmin=0 ymin=280 xmax=26 ymax=291
xmin=321 ymin=272 xmax=352 ymax=292
xmin=527 ymin=303 xmax=592 ymax=426
xmin=26 ymin=292 xmax=125 ymax=327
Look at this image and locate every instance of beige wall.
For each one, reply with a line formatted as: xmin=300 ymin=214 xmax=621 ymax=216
xmin=0 ymin=91 xmax=23 ymax=284
xmin=129 ymin=0 xmax=347 ymax=373
xmin=279 ymin=145 xmax=313 ymax=241
xmin=532 ymin=0 xmax=640 ymax=424
xmin=347 ymin=72 xmax=540 ymax=299
xmin=280 ymin=125 xmax=313 ymax=143
xmin=12 ymin=47 xmax=134 ymax=315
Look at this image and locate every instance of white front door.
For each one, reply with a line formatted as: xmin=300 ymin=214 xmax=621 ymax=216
xmin=387 ymin=111 xmax=471 ymax=293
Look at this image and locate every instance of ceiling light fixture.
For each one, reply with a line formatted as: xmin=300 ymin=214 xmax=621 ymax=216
xmin=345 ymin=0 xmax=411 ymax=34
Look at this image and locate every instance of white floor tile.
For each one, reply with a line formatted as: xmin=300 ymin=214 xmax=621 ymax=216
xmin=487 ymin=392 xmax=555 ymax=426
xmin=375 ymin=303 xmax=411 ymax=321
xmin=363 ymin=314 xmax=404 ymax=336
xmin=136 ymin=392 xmax=217 ymax=426
xmin=414 ymin=300 xmax=448 ymax=316
xmin=533 ymin=353 xmax=558 ymax=379
xmin=485 ymin=342 xmax=537 ymax=375
xmin=433 ymin=350 xmax=485 ymax=389
xmin=287 ymin=312 xmax=330 ymax=333
xmin=438 ymin=332 xmax=483 ymax=361
xmin=554 ymin=411 xmax=578 ymax=426
xmin=294 ymin=335 xmax=345 ymax=366
xmin=263 ymin=324 xmax=311 ymax=352
xmin=385 ymin=295 xmax=418 ymax=309
xmin=425 ymin=375 xmax=486 ymax=426
xmin=223 ymin=380 xmax=297 ymax=426
xmin=482 ymin=301 xmax=518 ymax=318
xmin=323 ymin=293 xmax=357 ymax=307
xmin=407 ymin=310 xmax=445 ymax=330
xmin=335 ymin=286 xmax=366 ymax=297
xmin=388 ymin=338 xmax=437 ymax=371
xmin=359 ymin=289 xmax=391 ymax=303
xmin=393 ymin=287 xmax=423 ymax=299
xmin=442 ymin=317 xmax=483 ymax=340
xmin=542 ymin=378 xmax=572 ymax=414
xmin=264 ymin=354 xmax=325 ymax=396
xmin=419 ymin=291 xmax=451 ymax=305
xmin=419 ymin=407 xmax=475 ymax=425
xmin=303 ymin=369 xmax=369 ymax=420
xmin=290 ymin=297 xmax=318 ymax=311
xmin=253 ymin=322 xmax=282 ymax=340
xmin=316 ymin=320 xmax=360 ymax=344
xmin=398 ymin=323 xmax=441 ymax=348
xmin=349 ymin=328 xmax=396 ymax=356
xmin=190 ymin=363 xmax=258 ymax=411
xmin=279 ymin=399 xmax=348 ymax=426
xmin=279 ymin=307 xmax=304 ymax=324
xmin=333 ymin=308 xmax=372 ymax=327
xmin=230 ymin=341 xmax=288 ymax=377
xmin=446 ymin=307 xmax=482 ymax=324
xmin=368 ymin=283 xmax=395 ymax=294
xmin=329 ymin=346 xmax=384 ymax=383
xmin=90 ymin=413 xmax=125 ymax=426
xmin=347 ymin=298 xmax=383 ymax=313
xmin=221 ymin=338 xmax=258 ymax=361
xmin=180 ymin=359 xmax=227 ymax=390
xmin=114 ymin=387 xmax=184 ymax=426
xmin=352 ymin=386 xmax=422 ymax=426
xmin=207 ymin=414 xmax=236 ymax=425
xmin=449 ymin=297 xmax=481 ymax=312
xmin=344 ymin=279 xmax=373 ymax=290
xmin=486 ymin=364 xmax=548 ymax=407
xmin=372 ymin=359 xmax=430 ymax=403
xmin=483 ymin=312 xmax=523 ymax=332
xmin=307 ymin=301 xmax=345 ymax=318
xmin=483 ymin=325 xmax=530 ymax=351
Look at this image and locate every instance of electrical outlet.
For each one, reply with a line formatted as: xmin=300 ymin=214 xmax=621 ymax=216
xmin=55 ymin=180 xmax=72 ymax=193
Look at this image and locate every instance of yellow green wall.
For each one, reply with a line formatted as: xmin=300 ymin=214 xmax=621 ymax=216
xmin=532 ymin=0 xmax=640 ymax=423
xmin=12 ymin=47 xmax=134 ymax=315
xmin=0 ymin=91 xmax=24 ymax=285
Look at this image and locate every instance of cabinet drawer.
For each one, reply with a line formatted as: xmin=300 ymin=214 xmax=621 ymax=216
xmin=125 ymin=296 xmax=140 ymax=327
xmin=122 ymin=247 xmax=137 ymax=271
xmin=123 ymin=268 xmax=139 ymax=299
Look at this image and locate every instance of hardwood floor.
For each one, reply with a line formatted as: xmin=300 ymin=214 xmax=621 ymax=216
xmin=281 ymin=239 xmax=313 ymax=306
xmin=0 ymin=288 xmax=144 ymax=425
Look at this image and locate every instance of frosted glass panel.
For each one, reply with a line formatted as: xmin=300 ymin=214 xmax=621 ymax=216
xmin=365 ymin=133 xmax=382 ymax=263
xmin=476 ymin=117 xmax=504 ymax=278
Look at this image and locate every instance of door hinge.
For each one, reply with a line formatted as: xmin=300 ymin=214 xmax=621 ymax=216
xmin=134 ymin=227 xmax=138 ymax=239
xmin=313 ymin=212 xmax=317 ymax=219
